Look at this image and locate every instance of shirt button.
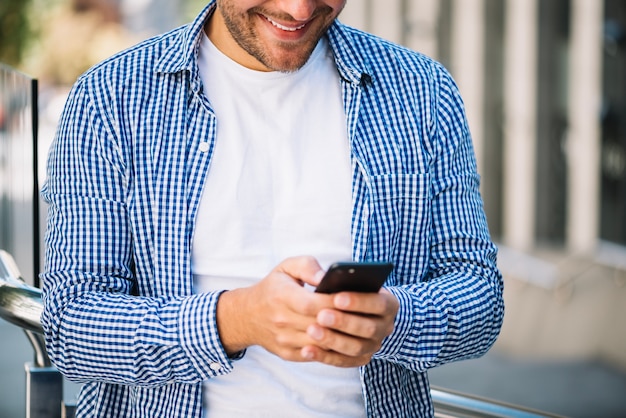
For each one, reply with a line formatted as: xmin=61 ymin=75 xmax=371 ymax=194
xmin=199 ymin=142 xmax=210 ymax=152
xmin=209 ymin=362 xmax=223 ymax=372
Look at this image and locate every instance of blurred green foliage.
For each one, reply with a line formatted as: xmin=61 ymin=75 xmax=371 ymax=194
xmin=0 ymin=0 xmax=33 ymax=66
xmin=184 ymin=0 xmax=208 ymax=22
xmin=1 ymin=0 xmax=204 ymax=72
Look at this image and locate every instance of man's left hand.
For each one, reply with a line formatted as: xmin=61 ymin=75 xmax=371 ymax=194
xmin=301 ymin=289 xmax=399 ymax=367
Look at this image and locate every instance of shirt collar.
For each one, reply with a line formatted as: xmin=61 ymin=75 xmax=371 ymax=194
xmin=155 ymin=1 xmax=371 ymax=87
xmin=326 ymin=21 xmax=372 ymax=86
xmin=154 ymin=1 xmax=216 ymax=75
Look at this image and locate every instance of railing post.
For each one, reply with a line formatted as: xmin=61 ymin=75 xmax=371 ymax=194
xmin=25 ymin=363 xmax=63 ymax=418
xmin=62 ymin=402 xmax=77 ymax=418
xmin=1 ymin=250 xmax=68 ymax=418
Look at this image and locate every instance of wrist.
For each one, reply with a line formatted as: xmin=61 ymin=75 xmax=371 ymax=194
xmin=216 ymin=288 xmax=252 ymax=355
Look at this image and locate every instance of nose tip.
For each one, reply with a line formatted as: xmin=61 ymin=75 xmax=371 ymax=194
xmin=280 ymin=0 xmax=317 ymax=22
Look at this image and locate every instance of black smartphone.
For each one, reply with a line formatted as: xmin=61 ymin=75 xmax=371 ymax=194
xmin=314 ymin=261 xmax=394 ymax=294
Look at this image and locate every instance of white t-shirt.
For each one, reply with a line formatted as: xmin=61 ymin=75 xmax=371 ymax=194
xmin=192 ymin=34 xmax=365 ymax=418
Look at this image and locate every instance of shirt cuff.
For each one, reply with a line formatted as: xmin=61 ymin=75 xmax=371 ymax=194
xmin=374 ymin=286 xmax=415 ymax=360
xmin=178 ymin=292 xmax=236 ymax=380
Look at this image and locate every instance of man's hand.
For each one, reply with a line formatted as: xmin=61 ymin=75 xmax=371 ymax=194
xmin=216 ymin=256 xmax=330 ymax=360
xmin=215 ymin=256 xmax=399 ymax=367
xmin=302 ymin=289 xmax=399 ymax=367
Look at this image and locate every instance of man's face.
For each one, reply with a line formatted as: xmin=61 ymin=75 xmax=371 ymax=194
xmin=208 ymin=0 xmax=346 ymax=72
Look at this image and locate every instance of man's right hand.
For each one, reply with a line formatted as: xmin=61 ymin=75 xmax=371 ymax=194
xmin=215 ymin=256 xmax=332 ymax=361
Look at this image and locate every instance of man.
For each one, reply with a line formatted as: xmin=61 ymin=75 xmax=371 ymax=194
xmin=41 ymin=1 xmax=504 ymax=417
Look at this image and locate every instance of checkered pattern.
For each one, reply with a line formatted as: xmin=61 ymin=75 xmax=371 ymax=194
xmin=40 ymin=2 xmax=504 ymax=417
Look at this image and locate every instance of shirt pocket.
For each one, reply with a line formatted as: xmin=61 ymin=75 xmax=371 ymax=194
xmin=367 ymin=172 xmax=432 ymax=284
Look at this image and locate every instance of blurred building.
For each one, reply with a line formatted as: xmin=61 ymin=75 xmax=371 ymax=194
xmin=1 ymin=1 xmax=625 ymax=416
xmin=341 ymin=0 xmax=626 ymax=372
xmin=70 ymin=0 xmax=184 ymax=35
xmin=29 ymin=0 xmax=626 ymax=378
xmin=24 ymin=0 xmax=626 ymax=378
xmin=117 ymin=0 xmax=184 ymax=35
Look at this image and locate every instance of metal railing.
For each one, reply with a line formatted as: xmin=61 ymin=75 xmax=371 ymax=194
xmin=1 ymin=249 xmax=559 ymax=418
xmin=0 ymin=250 xmax=47 ymax=361
xmin=0 ymin=250 xmax=70 ymax=418
xmin=430 ymin=386 xmax=561 ymax=418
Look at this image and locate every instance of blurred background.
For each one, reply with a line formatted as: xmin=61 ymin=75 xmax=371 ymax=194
xmin=1 ymin=0 xmax=625 ymax=417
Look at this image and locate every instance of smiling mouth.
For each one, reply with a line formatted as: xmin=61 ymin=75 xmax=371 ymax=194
xmin=263 ymin=15 xmax=307 ymax=32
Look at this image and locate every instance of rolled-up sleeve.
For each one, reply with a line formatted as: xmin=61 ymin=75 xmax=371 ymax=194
xmin=41 ymin=78 xmax=232 ymax=387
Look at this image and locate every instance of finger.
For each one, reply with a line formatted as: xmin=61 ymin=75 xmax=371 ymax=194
xmin=316 ymin=309 xmax=387 ymax=341
xmin=269 ymin=295 xmax=335 ymax=336
xmin=274 ymin=256 xmax=325 ymax=287
xmin=273 ymin=345 xmax=320 ymax=363
xmin=300 ymin=345 xmax=372 ymax=368
xmin=271 ymin=327 xmax=321 ymax=352
xmin=267 ymin=275 xmax=334 ymax=317
xmin=253 ymin=312 xmax=328 ymax=360
xmin=306 ymin=322 xmax=382 ymax=358
xmin=332 ymin=292 xmax=386 ymax=315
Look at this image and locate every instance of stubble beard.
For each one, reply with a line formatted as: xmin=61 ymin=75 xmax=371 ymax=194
xmin=219 ymin=4 xmax=338 ymax=72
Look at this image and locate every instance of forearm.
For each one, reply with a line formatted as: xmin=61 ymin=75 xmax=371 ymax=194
xmin=42 ymin=278 xmax=232 ymax=386
xmin=378 ymin=257 xmax=503 ymax=370
xmin=374 ymin=67 xmax=505 ymax=370
xmin=41 ymin=113 xmax=232 ymax=385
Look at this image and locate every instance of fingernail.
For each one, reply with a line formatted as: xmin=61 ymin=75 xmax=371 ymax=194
xmin=317 ymin=311 xmax=334 ymax=327
xmin=335 ymin=294 xmax=350 ymax=309
xmin=313 ymin=270 xmax=325 ymax=285
xmin=301 ymin=347 xmax=314 ymax=360
xmin=308 ymin=325 xmax=324 ymax=341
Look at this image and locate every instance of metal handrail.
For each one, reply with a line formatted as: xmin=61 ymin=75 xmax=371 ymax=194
xmin=0 ymin=250 xmax=44 ymax=334
xmin=0 ymin=249 xmax=558 ymax=418
xmin=431 ymin=386 xmax=563 ymax=418
xmin=0 ymin=250 xmax=50 ymax=369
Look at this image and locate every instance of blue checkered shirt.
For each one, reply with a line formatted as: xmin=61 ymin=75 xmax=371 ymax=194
xmin=41 ymin=3 xmax=504 ymax=417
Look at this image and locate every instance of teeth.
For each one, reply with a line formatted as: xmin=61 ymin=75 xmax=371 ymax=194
xmin=264 ymin=16 xmax=306 ymax=32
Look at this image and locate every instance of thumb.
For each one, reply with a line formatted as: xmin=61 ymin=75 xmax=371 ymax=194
xmin=274 ymin=256 xmax=325 ymax=287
